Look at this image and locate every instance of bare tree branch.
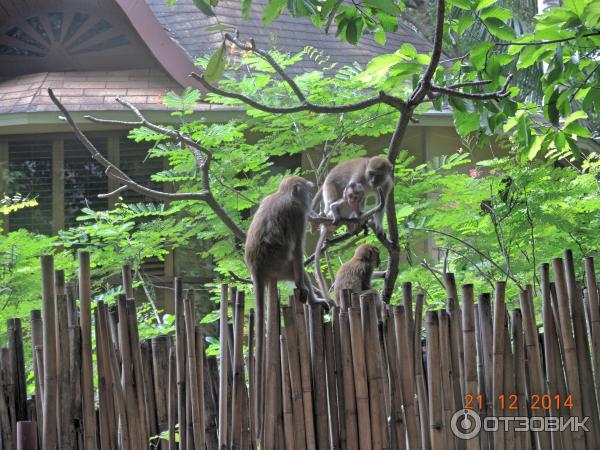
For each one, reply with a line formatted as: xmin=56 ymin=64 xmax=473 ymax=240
xmin=431 ymin=74 xmax=513 ymax=100
xmin=49 ymin=88 xmax=247 ymax=241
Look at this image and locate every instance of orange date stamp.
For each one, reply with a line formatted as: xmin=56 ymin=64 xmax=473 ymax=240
xmin=464 ymin=394 xmax=574 ymax=411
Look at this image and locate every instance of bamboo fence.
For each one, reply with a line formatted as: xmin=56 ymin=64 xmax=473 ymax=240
xmin=1 ymin=249 xmax=600 ymax=449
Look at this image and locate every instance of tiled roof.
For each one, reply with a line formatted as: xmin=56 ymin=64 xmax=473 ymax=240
xmin=145 ymin=0 xmax=436 ymax=73
xmin=0 ymin=69 xmax=189 ymax=114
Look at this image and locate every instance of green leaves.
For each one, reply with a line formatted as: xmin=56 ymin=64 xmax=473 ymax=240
xmin=484 ymin=17 xmax=516 ymax=40
xmin=454 ymin=110 xmax=480 ymax=136
xmin=192 ymin=0 xmax=215 ymax=16
xmin=263 ymin=0 xmax=286 ymax=24
xmin=205 ymin=42 xmax=227 ymax=83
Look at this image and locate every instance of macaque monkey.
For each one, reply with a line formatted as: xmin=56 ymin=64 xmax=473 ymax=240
xmin=245 ymin=175 xmax=328 ymax=431
xmin=313 ymin=156 xmax=394 ymax=237
xmin=328 ymin=181 xmax=365 ymax=232
xmin=333 ymin=243 xmax=381 ymax=305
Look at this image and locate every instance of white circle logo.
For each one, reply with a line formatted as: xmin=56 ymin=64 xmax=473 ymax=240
xmin=451 ymin=409 xmax=481 ymax=440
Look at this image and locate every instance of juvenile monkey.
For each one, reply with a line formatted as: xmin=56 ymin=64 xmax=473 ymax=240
xmin=313 ymin=156 xmax=393 ymax=237
xmin=333 ymin=243 xmax=381 ymax=305
xmin=328 ymin=181 xmax=365 ymax=232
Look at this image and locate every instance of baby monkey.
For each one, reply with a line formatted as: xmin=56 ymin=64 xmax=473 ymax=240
xmin=328 ymin=181 xmax=365 ymax=232
xmin=333 ymin=243 xmax=381 ymax=305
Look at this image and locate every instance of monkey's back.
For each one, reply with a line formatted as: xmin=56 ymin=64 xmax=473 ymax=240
xmin=334 ymin=259 xmax=370 ymax=303
xmin=325 ymin=158 xmax=369 ymax=193
xmin=244 ymin=191 xmax=306 ymax=281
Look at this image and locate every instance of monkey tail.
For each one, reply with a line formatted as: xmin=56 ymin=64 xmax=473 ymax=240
xmin=314 ymin=224 xmax=332 ymax=302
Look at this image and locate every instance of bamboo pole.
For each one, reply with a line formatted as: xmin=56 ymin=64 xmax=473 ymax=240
xmin=492 ymin=281 xmax=506 ymax=450
xmin=263 ymin=285 xmax=283 ymax=450
xmin=393 ymin=306 xmax=420 ymax=450
xmin=141 ymin=340 xmax=158 ymax=443
xmin=338 ymin=304 xmax=359 ymax=450
xmin=29 ymin=310 xmax=43 ymax=441
xmin=425 ymin=311 xmax=443 ymax=450
xmin=16 ymin=421 xmax=37 ymax=450
xmin=308 ymin=304 xmax=329 ymax=450
xmin=414 ymin=293 xmax=430 ymax=450
xmin=563 ymin=251 xmax=600 ymax=448
xmin=461 ymin=285 xmax=479 ymax=450
xmin=293 ymin=300 xmax=317 ymax=450
xmin=332 ymin=307 xmax=348 ymax=450
xmin=231 ymin=290 xmax=246 ymax=448
xmin=437 ymin=310 xmax=456 ymax=450
xmin=168 ymin=344 xmax=177 ymax=450
xmin=324 ymin=322 xmax=341 ymax=449
xmin=552 ymin=258 xmax=586 ymax=450
xmin=383 ymin=307 xmax=405 ymax=450
xmin=153 ymin=335 xmax=171 ymax=448
xmin=183 ymin=290 xmax=205 ymax=449
xmin=280 ymin=335 xmax=295 ymax=450
xmin=584 ymin=257 xmax=600 ymax=407
xmin=41 ymin=255 xmax=58 ymax=450
xmin=79 ymin=251 xmax=98 ymax=450
xmin=174 ymin=278 xmax=187 ymax=450
xmin=348 ymin=306 xmax=372 ymax=450
xmin=218 ymin=285 xmax=229 ymax=450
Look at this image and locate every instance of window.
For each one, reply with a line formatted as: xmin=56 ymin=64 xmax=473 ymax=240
xmin=64 ymin=138 xmax=109 ymax=228
xmin=119 ymin=137 xmax=164 ymax=204
xmin=8 ymin=141 xmax=53 ymax=234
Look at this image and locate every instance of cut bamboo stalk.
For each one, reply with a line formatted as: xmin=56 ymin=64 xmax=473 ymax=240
xmin=308 ymin=304 xmax=330 ymax=450
xmin=414 ymin=293 xmax=430 ymax=450
xmin=218 ymin=284 xmax=229 ymax=450
xmin=16 ymin=420 xmax=37 ymax=450
xmin=7 ymin=318 xmax=26 ymax=424
xmin=280 ymin=335 xmax=295 ymax=450
xmin=540 ymin=263 xmax=566 ymax=450
xmin=501 ymin=304 xmax=515 ymax=450
xmin=0 ymin=348 xmax=15 ymax=450
xmin=338 ymin=304 xmax=359 ymax=450
xmin=473 ymin=304 xmax=489 ymax=450
xmin=584 ymin=257 xmax=600 ymax=407
xmin=552 ymin=258 xmax=586 ymax=450
xmin=263 ymin=285 xmax=283 ymax=450
xmin=231 ymin=290 xmax=246 ymax=448
xmin=393 ymin=306 xmax=420 ymax=450
xmin=563 ymin=251 xmax=600 ymax=448
xmin=348 ymin=306 xmax=372 ymax=450
xmin=324 ymin=322 xmax=341 ymax=450
xmin=293 ymin=300 xmax=317 ymax=450
xmin=30 ymin=310 xmax=43 ymax=441
xmin=99 ymin=302 xmax=130 ymax=449
xmin=141 ymin=340 xmax=158 ymax=444
xmin=332 ymin=306 xmax=348 ymax=450
xmin=511 ymin=309 xmax=532 ymax=450
xmin=95 ymin=306 xmax=114 ymax=450
xmin=41 ymin=255 xmax=58 ymax=450
xmin=477 ymin=293 xmax=493 ymax=420
xmin=195 ymin=326 xmax=206 ymax=450
xmin=444 ymin=273 xmax=465 ymax=406
xmin=248 ymin=308 xmax=257 ymax=449
xmin=204 ymin=355 xmax=220 ymax=450
xmin=383 ymin=308 xmax=406 ymax=450
xmin=168 ymin=344 xmax=177 ymax=450
xmin=437 ymin=310 xmax=456 ymax=450
xmin=492 ymin=281 xmax=506 ymax=450
xmin=360 ymin=294 xmax=389 ymax=450
xmin=68 ymin=325 xmax=83 ymax=449
xmin=183 ymin=290 xmax=205 ymax=449
xmin=425 ymin=311 xmax=443 ymax=450
xmin=153 ymin=335 xmax=171 ymax=448
xmin=78 ymin=251 xmax=96 ymax=450
xmin=118 ymin=295 xmax=141 ymax=450
xmin=461 ymin=285 xmax=479 ymax=450
xmin=174 ymin=278 xmax=187 ymax=450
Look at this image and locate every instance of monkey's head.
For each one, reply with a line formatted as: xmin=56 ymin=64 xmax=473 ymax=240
xmin=344 ymin=181 xmax=365 ymax=208
xmin=354 ymin=244 xmax=381 ymax=266
xmin=279 ymin=176 xmax=314 ymax=208
xmin=366 ymin=157 xmax=393 ymax=188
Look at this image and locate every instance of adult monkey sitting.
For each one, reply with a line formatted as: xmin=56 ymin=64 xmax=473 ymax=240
xmin=245 ymin=175 xmax=329 ymax=436
xmin=312 ymin=156 xmax=394 ymax=237
xmin=311 ymin=156 xmax=393 ymax=299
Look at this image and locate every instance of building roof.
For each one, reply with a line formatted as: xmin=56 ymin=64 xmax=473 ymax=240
xmin=145 ymin=0 xmax=436 ymax=74
xmin=0 ymin=69 xmax=184 ymax=113
xmin=0 ymin=0 xmax=439 ymax=117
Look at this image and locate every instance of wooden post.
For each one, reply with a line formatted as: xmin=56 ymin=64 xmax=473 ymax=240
xmin=17 ymin=421 xmax=38 ymax=450
xmin=263 ymin=286 xmax=283 ymax=450
xmin=30 ymin=310 xmax=43 ymax=440
xmin=414 ymin=293 xmax=431 ymax=450
xmin=174 ymin=278 xmax=187 ymax=450
xmin=218 ymin=285 xmax=229 ymax=450
xmin=338 ymin=303 xmax=358 ymax=450
xmin=348 ymin=306 xmax=372 ymax=450
xmin=461 ymin=285 xmax=479 ymax=450
xmin=584 ymin=257 xmax=600 ymax=407
xmin=152 ymin=336 xmax=171 ymax=449
xmin=552 ymin=258 xmax=586 ymax=450
xmin=425 ymin=311 xmax=443 ymax=450
xmin=231 ymin=291 xmax=246 ymax=447
xmin=41 ymin=255 xmax=58 ymax=450
xmin=78 ymin=251 xmax=97 ymax=450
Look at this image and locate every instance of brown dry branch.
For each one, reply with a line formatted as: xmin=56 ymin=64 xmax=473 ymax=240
xmin=48 ymin=88 xmax=246 ymax=241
